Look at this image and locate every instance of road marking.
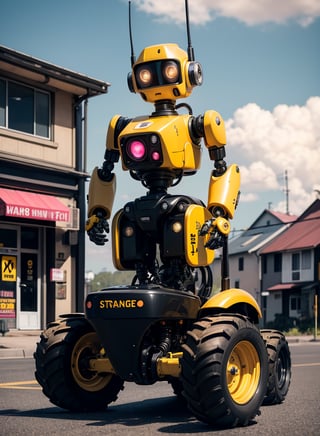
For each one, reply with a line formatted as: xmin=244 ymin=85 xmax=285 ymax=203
xmin=292 ymin=362 xmax=320 ymax=368
xmin=0 ymin=380 xmax=41 ymax=390
xmin=1 ymin=365 xmax=319 ymax=390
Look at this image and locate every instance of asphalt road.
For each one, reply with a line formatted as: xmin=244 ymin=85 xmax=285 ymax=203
xmin=0 ymin=341 xmax=319 ymax=435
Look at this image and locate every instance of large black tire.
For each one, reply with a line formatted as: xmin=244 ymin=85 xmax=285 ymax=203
xmin=34 ymin=315 xmax=124 ymax=411
xmin=260 ymin=329 xmax=291 ymax=405
xmin=181 ymin=314 xmax=268 ymax=428
xmin=168 ymin=377 xmax=185 ymax=401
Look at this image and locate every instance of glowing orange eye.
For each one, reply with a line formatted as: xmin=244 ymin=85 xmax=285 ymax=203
xmin=137 ymin=67 xmax=153 ymax=87
xmin=162 ymin=61 xmax=179 ymax=83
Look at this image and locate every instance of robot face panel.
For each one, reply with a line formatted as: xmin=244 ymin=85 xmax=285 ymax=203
xmin=134 ymin=59 xmax=181 ymax=89
xmin=128 ymin=43 xmax=202 ymax=102
xmin=120 ymin=132 xmax=164 ymax=170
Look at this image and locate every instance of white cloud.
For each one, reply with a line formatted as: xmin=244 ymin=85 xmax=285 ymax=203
xmin=133 ymin=0 xmax=320 ymax=26
xmin=240 ymin=162 xmax=278 ymax=191
xmin=226 ymin=96 xmax=320 ymax=215
xmin=239 ymin=192 xmax=258 ymax=203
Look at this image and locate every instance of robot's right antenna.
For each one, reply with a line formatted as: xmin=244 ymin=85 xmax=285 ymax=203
xmin=185 ymin=0 xmax=195 ymax=61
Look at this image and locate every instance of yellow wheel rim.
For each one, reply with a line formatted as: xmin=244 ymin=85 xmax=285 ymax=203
xmin=227 ymin=340 xmax=261 ymax=404
xmin=71 ymin=332 xmax=112 ymax=392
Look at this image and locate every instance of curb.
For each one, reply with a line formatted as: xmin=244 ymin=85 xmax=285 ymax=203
xmin=0 ymin=330 xmax=40 ymax=359
xmin=286 ymin=336 xmax=318 ymax=343
xmin=0 ymin=347 xmax=34 ymax=359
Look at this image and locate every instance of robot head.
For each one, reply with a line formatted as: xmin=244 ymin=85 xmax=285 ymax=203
xmin=127 ymin=43 xmax=203 ymax=103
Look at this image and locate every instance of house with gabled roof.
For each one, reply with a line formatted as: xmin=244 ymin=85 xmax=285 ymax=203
xmin=212 ymin=209 xmax=295 ymax=315
xmin=260 ymin=199 xmax=320 ymax=329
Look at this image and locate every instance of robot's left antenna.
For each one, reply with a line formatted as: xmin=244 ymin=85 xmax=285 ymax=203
xmin=128 ymin=1 xmax=136 ymax=66
xmin=185 ymin=0 xmax=195 ymax=61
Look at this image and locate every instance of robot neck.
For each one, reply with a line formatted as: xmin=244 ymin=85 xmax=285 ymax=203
xmin=152 ymin=100 xmax=177 ymax=116
xmin=138 ymin=169 xmax=181 ymax=194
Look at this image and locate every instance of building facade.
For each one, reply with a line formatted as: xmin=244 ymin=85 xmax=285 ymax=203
xmin=212 ymin=209 xmax=294 ymax=305
xmin=0 ymin=46 xmax=109 ymax=330
xmin=261 ymin=199 xmax=320 ymax=329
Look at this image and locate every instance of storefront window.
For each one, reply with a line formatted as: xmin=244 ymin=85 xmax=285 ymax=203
xmin=21 ymin=227 xmax=38 ymax=249
xmin=0 ymin=254 xmax=17 ymax=322
xmin=0 ymin=228 xmax=17 ymax=248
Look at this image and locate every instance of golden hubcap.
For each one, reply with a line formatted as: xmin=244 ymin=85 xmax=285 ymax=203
xmin=71 ymin=332 xmax=112 ymax=392
xmin=227 ymin=340 xmax=261 ymax=404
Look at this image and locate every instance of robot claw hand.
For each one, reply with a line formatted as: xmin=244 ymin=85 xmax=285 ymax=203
xmin=86 ymin=211 xmax=109 ymax=246
xmin=200 ymin=216 xmax=231 ymax=250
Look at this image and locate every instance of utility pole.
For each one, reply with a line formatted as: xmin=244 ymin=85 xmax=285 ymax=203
xmin=284 ymin=170 xmax=289 ymax=215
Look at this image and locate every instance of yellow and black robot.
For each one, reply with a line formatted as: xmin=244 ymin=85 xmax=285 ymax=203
xmin=86 ymin=8 xmax=240 ymax=294
xmin=35 ymin=2 xmax=291 ymax=427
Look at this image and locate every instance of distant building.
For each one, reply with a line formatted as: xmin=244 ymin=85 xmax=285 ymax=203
xmin=0 ymin=45 xmax=109 ymax=329
xmin=212 ymin=209 xmax=295 ymax=314
xmin=261 ymin=199 xmax=320 ymax=328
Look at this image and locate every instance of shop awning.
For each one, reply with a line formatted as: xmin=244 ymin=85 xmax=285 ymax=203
xmin=0 ymin=188 xmax=70 ymax=222
xmin=267 ymin=283 xmax=299 ymax=291
xmin=266 ymin=282 xmax=314 ymax=292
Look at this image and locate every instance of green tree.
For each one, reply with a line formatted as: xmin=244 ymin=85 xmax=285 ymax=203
xmin=90 ymin=270 xmax=135 ymax=291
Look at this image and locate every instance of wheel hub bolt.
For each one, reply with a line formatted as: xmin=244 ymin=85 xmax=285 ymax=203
xmin=230 ymin=366 xmax=238 ymax=375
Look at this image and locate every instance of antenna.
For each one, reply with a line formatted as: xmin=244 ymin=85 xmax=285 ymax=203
xmin=129 ymin=1 xmax=136 ymax=66
xmin=185 ymin=0 xmax=195 ymax=61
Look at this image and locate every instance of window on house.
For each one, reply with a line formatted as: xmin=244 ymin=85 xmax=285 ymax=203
xmin=234 ymin=280 xmax=240 ymax=288
xmin=301 ymin=250 xmax=311 ymax=270
xmin=262 ymin=255 xmax=267 ymax=274
xmin=292 ymin=252 xmax=300 ymax=280
xmin=292 ymin=252 xmax=299 ymax=270
xmin=291 ymin=250 xmax=312 ymax=280
xmin=290 ymin=295 xmax=301 ymax=312
xmin=0 ymin=78 xmax=50 ymax=138
xmin=35 ymin=91 xmax=50 ymax=137
xmin=0 ymin=79 xmax=5 ymax=126
xmin=238 ymin=257 xmax=244 ymax=271
xmin=274 ymin=253 xmax=282 ymax=272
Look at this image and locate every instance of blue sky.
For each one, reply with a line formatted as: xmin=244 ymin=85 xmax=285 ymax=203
xmin=1 ymin=0 xmax=319 ymax=272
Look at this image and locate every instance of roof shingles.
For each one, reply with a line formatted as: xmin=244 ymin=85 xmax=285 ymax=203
xmin=261 ymin=206 xmax=320 ymax=254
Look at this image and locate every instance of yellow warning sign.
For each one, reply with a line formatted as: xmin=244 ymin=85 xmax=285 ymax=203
xmin=1 ymin=255 xmax=17 ymax=282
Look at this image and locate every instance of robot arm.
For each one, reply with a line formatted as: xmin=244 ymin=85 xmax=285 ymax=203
xmin=86 ymin=166 xmax=117 ymax=245
xmin=201 ymin=110 xmax=240 ymax=220
xmin=191 ymin=110 xmax=240 ymax=249
xmin=86 ymin=115 xmax=129 ymax=245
